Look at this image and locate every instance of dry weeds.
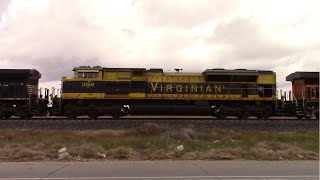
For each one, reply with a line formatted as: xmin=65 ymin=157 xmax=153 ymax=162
xmin=106 ymin=147 xmax=137 ymax=160
xmin=0 ymin=127 xmax=318 ymax=161
xmin=132 ymin=123 xmax=165 ymax=136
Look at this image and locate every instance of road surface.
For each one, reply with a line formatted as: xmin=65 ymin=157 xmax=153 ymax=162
xmin=0 ymin=161 xmax=318 ymax=180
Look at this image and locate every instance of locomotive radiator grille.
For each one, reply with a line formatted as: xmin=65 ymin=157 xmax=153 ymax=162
xmin=26 ymin=85 xmax=38 ymax=95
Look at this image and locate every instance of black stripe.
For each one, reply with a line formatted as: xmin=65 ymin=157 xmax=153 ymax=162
xmin=62 ymin=81 xmax=146 ymax=93
xmin=62 ymin=81 xmax=275 ymax=96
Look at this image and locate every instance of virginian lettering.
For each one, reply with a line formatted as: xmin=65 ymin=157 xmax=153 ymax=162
xmin=149 ymin=82 xmax=224 ymax=94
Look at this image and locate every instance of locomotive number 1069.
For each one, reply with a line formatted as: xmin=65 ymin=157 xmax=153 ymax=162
xmin=82 ymin=82 xmax=95 ymax=88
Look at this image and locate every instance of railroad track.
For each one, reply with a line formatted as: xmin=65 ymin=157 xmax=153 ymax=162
xmin=0 ymin=116 xmax=318 ymax=131
xmin=0 ymin=115 xmax=319 ymax=121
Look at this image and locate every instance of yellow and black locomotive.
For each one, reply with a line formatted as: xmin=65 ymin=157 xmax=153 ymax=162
xmin=55 ymin=66 xmax=277 ymax=119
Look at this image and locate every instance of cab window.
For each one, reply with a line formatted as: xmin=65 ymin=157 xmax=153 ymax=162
xmin=77 ymin=72 xmax=98 ymax=78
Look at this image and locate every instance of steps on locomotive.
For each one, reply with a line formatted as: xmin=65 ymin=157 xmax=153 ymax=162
xmin=50 ymin=99 xmax=61 ymax=115
xmin=29 ymin=98 xmax=39 ymax=115
xmin=295 ymin=102 xmax=305 ymax=119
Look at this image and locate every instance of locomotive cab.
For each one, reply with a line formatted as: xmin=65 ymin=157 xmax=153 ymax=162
xmin=73 ymin=66 xmax=102 ymax=79
xmin=286 ymin=72 xmax=319 ymax=119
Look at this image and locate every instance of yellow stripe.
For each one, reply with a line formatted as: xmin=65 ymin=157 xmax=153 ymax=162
xmin=62 ymin=93 xmax=275 ymax=101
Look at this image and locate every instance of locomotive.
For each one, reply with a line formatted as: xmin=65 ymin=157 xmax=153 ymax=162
xmin=286 ymin=72 xmax=319 ymax=119
xmin=0 ymin=66 xmax=319 ymax=120
xmin=0 ymin=69 xmax=49 ymax=118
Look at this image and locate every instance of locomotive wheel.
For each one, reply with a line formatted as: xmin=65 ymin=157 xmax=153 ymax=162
xmin=262 ymin=113 xmax=269 ymax=120
xmin=296 ymin=115 xmax=304 ymax=120
xmin=216 ymin=113 xmax=226 ymax=119
xmin=89 ymin=115 xmax=99 ymax=119
xmin=20 ymin=114 xmax=33 ymax=119
xmin=4 ymin=114 xmax=11 ymax=119
xmin=65 ymin=108 xmax=77 ymax=119
xmin=237 ymin=112 xmax=249 ymax=120
xmin=111 ymin=114 xmax=121 ymax=119
xmin=66 ymin=113 xmax=77 ymax=119
xmin=68 ymin=115 xmax=77 ymax=119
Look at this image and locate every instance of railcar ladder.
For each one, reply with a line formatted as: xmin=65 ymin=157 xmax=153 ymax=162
xmin=295 ymin=102 xmax=304 ymax=117
xmin=29 ymin=97 xmax=39 ymax=115
xmin=291 ymin=93 xmax=304 ymax=119
xmin=51 ymin=98 xmax=61 ymax=115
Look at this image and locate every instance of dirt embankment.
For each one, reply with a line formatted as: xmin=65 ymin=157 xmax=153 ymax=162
xmin=0 ymin=123 xmax=318 ymax=161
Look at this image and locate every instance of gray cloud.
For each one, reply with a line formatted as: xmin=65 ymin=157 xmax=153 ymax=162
xmin=133 ymin=0 xmax=242 ymax=28
xmin=200 ymin=17 xmax=319 ymax=89
xmin=0 ymin=0 xmax=10 ymax=14
xmin=209 ymin=18 xmax=298 ymax=62
xmin=0 ymin=0 xmax=319 ymax=90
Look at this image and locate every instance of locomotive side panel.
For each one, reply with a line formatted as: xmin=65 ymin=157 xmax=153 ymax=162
xmin=146 ymin=69 xmax=276 ymax=102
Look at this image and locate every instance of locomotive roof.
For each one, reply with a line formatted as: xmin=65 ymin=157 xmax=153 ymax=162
xmin=73 ymin=66 xmax=103 ymax=71
xmin=73 ymin=66 xmax=147 ymax=72
xmin=286 ymin=71 xmax=319 ymax=81
xmin=203 ymin=69 xmax=274 ymax=74
xmin=73 ymin=66 xmax=275 ymax=74
xmin=0 ymin=69 xmax=41 ymax=77
xmin=103 ymin=68 xmax=147 ymax=72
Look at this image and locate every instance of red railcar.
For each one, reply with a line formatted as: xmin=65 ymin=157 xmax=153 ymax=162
xmin=286 ymin=72 xmax=319 ymax=119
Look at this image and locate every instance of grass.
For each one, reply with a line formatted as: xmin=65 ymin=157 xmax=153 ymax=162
xmin=0 ymin=125 xmax=318 ymax=161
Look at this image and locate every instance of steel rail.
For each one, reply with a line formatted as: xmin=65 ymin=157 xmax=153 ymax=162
xmin=0 ymin=116 xmax=318 ymax=121
xmin=0 ymin=118 xmax=318 ymax=131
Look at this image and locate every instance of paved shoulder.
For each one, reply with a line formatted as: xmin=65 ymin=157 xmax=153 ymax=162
xmin=0 ymin=161 xmax=318 ymax=180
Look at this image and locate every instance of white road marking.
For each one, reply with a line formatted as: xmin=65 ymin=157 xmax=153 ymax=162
xmin=0 ymin=176 xmax=318 ymax=180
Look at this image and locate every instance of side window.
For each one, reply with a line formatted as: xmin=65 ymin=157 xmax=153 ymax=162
xmin=78 ymin=72 xmax=84 ymax=78
xmin=88 ymin=72 xmax=98 ymax=78
xmin=77 ymin=72 xmax=98 ymax=78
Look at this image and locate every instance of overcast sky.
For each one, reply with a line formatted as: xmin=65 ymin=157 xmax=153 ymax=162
xmin=0 ymin=0 xmax=319 ymax=91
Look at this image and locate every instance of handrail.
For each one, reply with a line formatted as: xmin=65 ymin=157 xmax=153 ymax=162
xmin=301 ymin=89 xmax=305 ymax=109
xmin=291 ymin=93 xmax=298 ymax=105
